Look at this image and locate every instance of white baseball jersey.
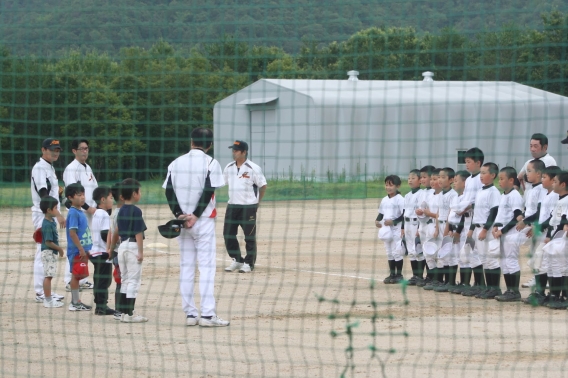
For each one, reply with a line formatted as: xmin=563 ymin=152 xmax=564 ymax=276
xmin=63 ymin=159 xmax=98 ymax=208
xmin=548 ymin=194 xmax=568 ymax=229
xmin=162 ymin=149 xmax=224 ymax=218
xmin=30 ymin=158 xmax=61 ymax=212
xmin=438 ymin=189 xmax=458 ymax=222
xmin=403 ymin=188 xmax=421 ymax=219
xmin=455 ymin=173 xmax=482 ymax=214
xmin=90 ymin=208 xmax=110 ymax=256
xmin=524 ymin=183 xmax=547 ymax=219
xmin=426 ymin=191 xmax=441 ymax=220
xmin=519 ymin=154 xmax=557 ymax=192
xmin=539 ymin=190 xmax=559 ymax=224
xmin=378 ymin=193 xmax=404 ymax=221
xmin=223 ymin=159 xmax=267 ymax=205
xmin=494 ymin=189 xmax=524 ymax=225
xmin=472 ymin=185 xmax=500 ymax=225
xmin=416 ymin=188 xmax=434 ymax=221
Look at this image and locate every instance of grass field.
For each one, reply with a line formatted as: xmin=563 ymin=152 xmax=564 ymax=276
xmin=0 ymin=179 xmax=412 ymax=208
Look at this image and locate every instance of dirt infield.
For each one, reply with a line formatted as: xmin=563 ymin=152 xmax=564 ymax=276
xmin=1 ymin=199 xmax=567 ymax=377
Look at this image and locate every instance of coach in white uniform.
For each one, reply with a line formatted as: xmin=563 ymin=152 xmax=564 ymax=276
xmin=63 ymin=138 xmax=97 ymax=290
xmin=223 ymin=140 xmax=267 ymax=273
xmin=163 ymin=128 xmax=229 ymax=327
xmin=30 ymin=138 xmax=65 ymax=302
xmin=517 ymin=133 xmax=556 ymax=193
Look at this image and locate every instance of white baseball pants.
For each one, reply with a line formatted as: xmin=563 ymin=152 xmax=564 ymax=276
xmin=177 ymin=217 xmax=218 ymax=318
xmin=32 ymin=211 xmax=44 ymax=295
xmin=384 ymin=225 xmax=404 ymax=262
xmin=500 ymin=228 xmax=521 ymax=274
xmin=118 ymin=241 xmax=143 ymax=298
xmin=471 ymin=226 xmax=487 ymax=268
xmin=404 ymin=220 xmax=422 ymax=261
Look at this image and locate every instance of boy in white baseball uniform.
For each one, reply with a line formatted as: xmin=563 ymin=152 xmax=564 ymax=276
xmin=516 ymin=160 xmax=547 ymax=233
xmin=376 ymin=175 xmax=405 ymax=284
xmin=448 ymin=171 xmax=474 ymax=294
xmin=401 ymin=170 xmax=423 ymax=284
xmin=414 ymin=165 xmax=436 ymax=285
xmin=422 ymin=169 xmax=443 ymax=290
xmin=433 ymin=168 xmax=458 ymax=292
xmin=492 ymin=167 xmax=525 ymax=302
xmin=108 ymin=182 xmax=124 ymax=319
xmin=541 ymin=171 xmax=568 ymax=309
xmin=523 ymin=166 xmax=560 ymax=306
xmin=466 ymin=162 xmax=500 ymax=299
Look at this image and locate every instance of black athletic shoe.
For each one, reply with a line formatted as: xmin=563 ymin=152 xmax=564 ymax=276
xmin=548 ymin=296 xmax=568 ymax=310
xmin=390 ymin=274 xmax=404 ymax=284
xmin=495 ymin=290 xmax=521 ymax=302
xmin=451 ymin=283 xmax=470 ymax=294
xmin=95 ymin=307 xmax=117 ymax=316
xmin=408 ymin=276 xmax=420 ymax=286
xmin=434 ymin=283 xmax=456 ymax=293
xmin=479 ymin=288 xmax=502 ymax=299
xmin=383 ymin=274 xmax=395 ymax=284
xmin=462 ymin=285 xmax=484 ymax=297
xmin=423 ymin=280 xmax=441 ymax=291
xmin=417 ymin=277 xmax=432 ymax=287
xmin=522 ymin=292 xmax=546 ymax=306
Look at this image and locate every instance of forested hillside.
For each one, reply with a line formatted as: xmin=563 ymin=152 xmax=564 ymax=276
xmin=0 ymin=0 xmax=566 ymax=54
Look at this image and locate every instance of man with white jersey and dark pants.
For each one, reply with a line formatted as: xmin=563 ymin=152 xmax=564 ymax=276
xmin=223 ymin=140 xmax=267 ymax=273
xmin=30 ymin=138 xmax=66 ymax=303
xmin=163 ymin=128 xmax=229 ymax=327
xmin=63 ymin=139 xmax=96 ymax=291
xmin=517 ymin=133 xmax=556 ymax=195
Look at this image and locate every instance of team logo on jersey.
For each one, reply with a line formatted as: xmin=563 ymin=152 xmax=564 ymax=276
xmin=240 ymin=172 xmax=250 ymax=179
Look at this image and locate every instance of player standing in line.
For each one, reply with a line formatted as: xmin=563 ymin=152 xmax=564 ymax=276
xmin=39 ymin=196 xmax=65 ymax=308
xmin=456 ymin=148 xmax=485 ymax=297
xmin=466 ymin=162 xmax=500 ymax=299
xmin=422 ymin=168 xmax=443 ymax=290
xmin=30 ymin=138 xmax=65 ymax=303
xmin=65 ymin=183 xmax=93 ymax=311
xmin=492 ymin=167 xmax=525 ymax=302
xmin=90 ymin=186 xmax=118 ymax=316
xmin=522 ymin=166 xmax=560 ymax=306
xmin=516 ymin=160 xmax=547 ymax=233
xmin=401 ymin=170 xmax=423 ymax=285
xmin=109 ymin=179 xmax=148 ymax=323
xmin=448 ymin=170 xmax=474 ymax=294
xmin=517 ymin=133 xmax=557 ymax=195
xmin=223 ymin=140 xmax=267 ymax=273
xmin=433 ymin=167 xmax=458 ymax=292
xmin=376 ymin=175 xmax=405 ymax=284
xmin=414 ymin=165 xmax=436 ymax=285
xmin=63 ymin=139 xmax=96 ymax=291
xmin=108 ymin=182 xmax=124 ymax=320
xmin=541 ymin=171 xmax=568 ymax=309
xmin=163 ymin=128 xmax=229 ymax=327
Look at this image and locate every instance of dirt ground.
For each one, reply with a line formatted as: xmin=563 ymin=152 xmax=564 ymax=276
xmin=1 ymin=199 xmax=567 ymax=378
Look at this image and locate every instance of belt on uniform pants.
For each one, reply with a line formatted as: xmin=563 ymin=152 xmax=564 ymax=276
xmin=473 ymin=224 xmax=484 ymax=228
xmin=405 ymin=217 xmax=417 ymax=222
xmin=426 ymin=219 xmax=433 ymax=224
xmin=438 ymin=220 xmax=447 ymax=223
xmin=464 ymin=212 xmax=470 ymax=217
xmin=121 ymin=237 xmax=136 ymax=243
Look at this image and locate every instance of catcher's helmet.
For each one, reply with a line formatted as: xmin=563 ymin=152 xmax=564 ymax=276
xmin=158 ymin=219 xmax=185 ymax=239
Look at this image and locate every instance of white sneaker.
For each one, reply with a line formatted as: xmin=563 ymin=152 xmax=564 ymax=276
xmin=65 ymin=284 xmax=82 ymax=292
xmin=35 ymin=293 xmax=45 ymax=303
xmin=44 ymin=299 xmax=64 ymax=308
xmin=113 ymin=312 xmax=122 ymax=321
xmin=80 ymin=281 xmax=94 ymax=289
xmin=199 ymin=316 xmax=230 ymax=327
xmin=522 ymin=277 xmax=535 ymax=288
xmin=121 ymin=314 xmax=132 ymax=323
xmin=186 ymin=316 xmax=199 ymax=326
xmin=121 ymin=314 xmax=148 ymax=323
xmin=68 ymin=302 xmax=92 ymax=311
xmin=225 ymin=259 xmax=243 ymax=272
xmin=52 ymin=292 xmax=64 ymax=301
xmin=239 ymin=263 xmax=252 ymax=273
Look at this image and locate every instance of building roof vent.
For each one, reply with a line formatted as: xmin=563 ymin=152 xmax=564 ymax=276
xmin=347 ymin=70 xmax=359 ymax=81
xmin=422 ymin=71 xmax=435 ymax=82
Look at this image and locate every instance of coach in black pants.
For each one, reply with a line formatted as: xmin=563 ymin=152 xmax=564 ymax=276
xmin=223 ymin=140 xmax=267 ymax=273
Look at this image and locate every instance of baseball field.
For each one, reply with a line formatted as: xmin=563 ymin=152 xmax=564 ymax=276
xmin=1 ymin=199 xmax=567 ymax=377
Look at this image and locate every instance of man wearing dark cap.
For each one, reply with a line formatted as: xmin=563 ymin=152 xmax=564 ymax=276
xmin=30 ymin=139 xmax=66 ymax=303
xmin=223 ymin=140 xmax=267 ymax=273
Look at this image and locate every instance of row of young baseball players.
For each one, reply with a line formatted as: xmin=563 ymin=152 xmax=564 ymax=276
xmin=376 ymin=147 xmax=568 ymax=307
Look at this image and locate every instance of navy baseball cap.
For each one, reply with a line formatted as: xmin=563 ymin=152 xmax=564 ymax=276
xmin=228 ymin=140 xmax=248 ymax=151
xmin=42 ymin=138 xmax=62 ymax=150
xmin=561 ymin=130 xmax=568 ymax=144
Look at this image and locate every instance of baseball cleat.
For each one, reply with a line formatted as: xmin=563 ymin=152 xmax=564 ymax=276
xmin=199 ymin=316 xmax=229 ymax=327
xmin=43 ymin=299 xmax=64 ymax=308
xmin=239 ymin=263 xmax=252 ymax=273
xmin=495 ymin=290 xmax=521 ymax=302
xmin=522 ymin=292 xmax=547 ymax=306
xmin=383 ymin=274 xmax=395 ymax=284
xmin=416 ymin=277 xmax=432 ymax=287
xmin=390 ymin=274 xmax=404 ymax=284
xmin=224 ymin=259 xmax=243 ymax=272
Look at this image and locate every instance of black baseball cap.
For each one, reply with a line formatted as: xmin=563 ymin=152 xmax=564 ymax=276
xmin=562 ymin=130 xmax=568 ymax=144
xmin=42 ymin=138 xmax=62 ymax=150
xmin=228 ymin=140 xmax=248 ymax=151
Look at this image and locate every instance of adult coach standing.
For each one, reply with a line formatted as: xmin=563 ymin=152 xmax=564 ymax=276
xmin=31 ymin=138 xmax=65 ymax=303
xmin=517 ymin=133 xmax=556 ymax=193
xmin=223 ymin=140 xmax=267 ymax=273
xmin=63 ymin=138 xmax=96 ymax=291
xmin=163 ymin=127 xmax=229 ymax=327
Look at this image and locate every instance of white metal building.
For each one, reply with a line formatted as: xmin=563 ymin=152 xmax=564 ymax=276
xmin=213 ymin=72 xmax=567 ymax=179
